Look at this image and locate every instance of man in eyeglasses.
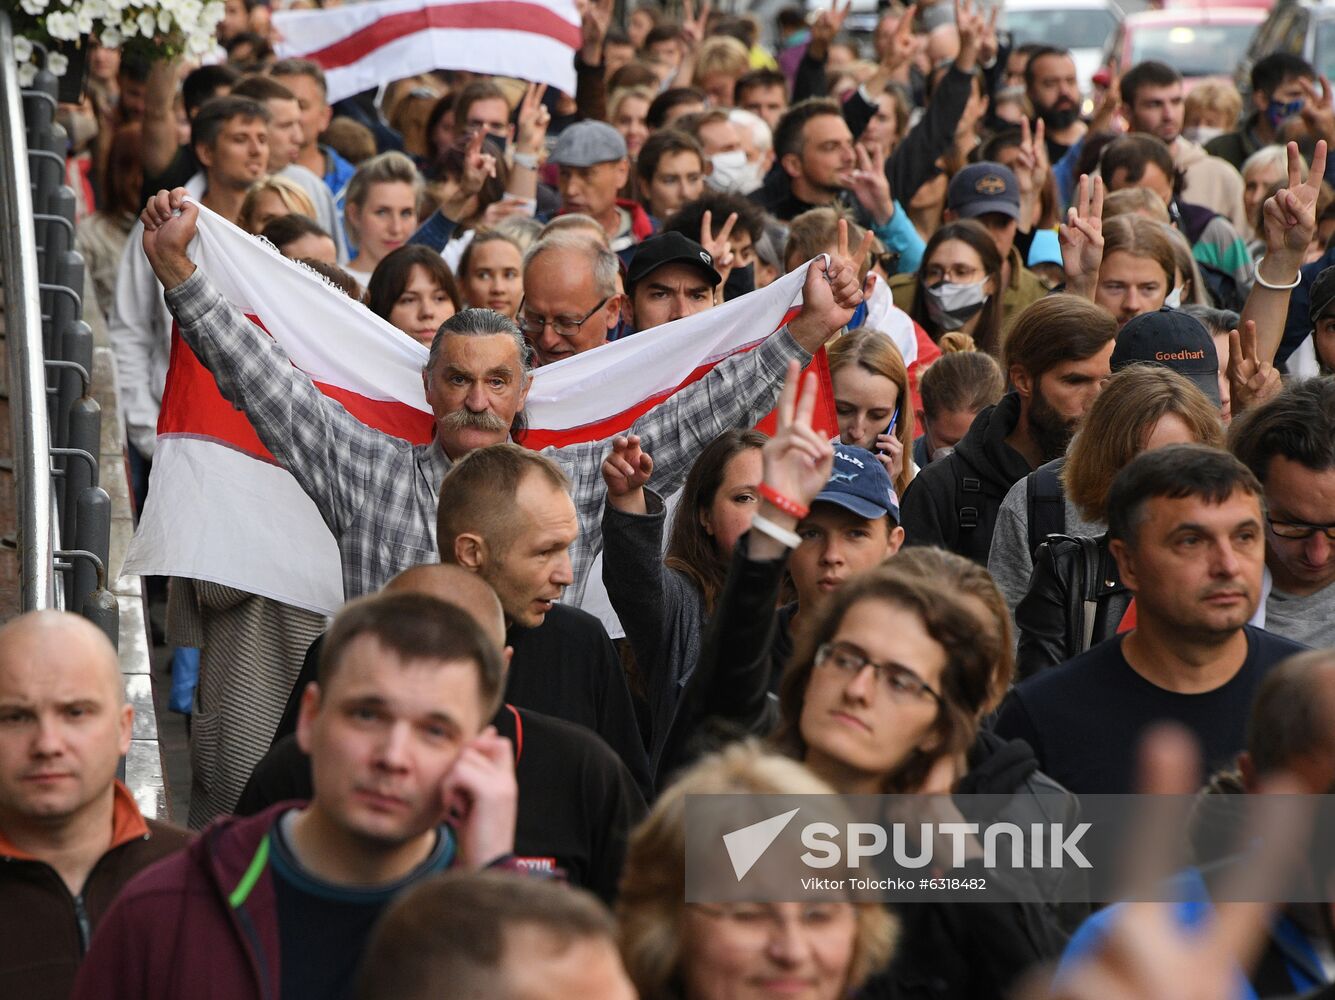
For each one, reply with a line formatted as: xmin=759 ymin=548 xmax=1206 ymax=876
xmin=518 ymin=232 xmax=623 ymax=367
xmin=1230 ymin=377 xmax=1335 ymax=648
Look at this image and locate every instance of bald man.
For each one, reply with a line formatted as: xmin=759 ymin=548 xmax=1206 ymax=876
xmin=238 ymin=565 xmax=646 ymax=904
xmin=0 ymin=611 xmax=190 ymax=1000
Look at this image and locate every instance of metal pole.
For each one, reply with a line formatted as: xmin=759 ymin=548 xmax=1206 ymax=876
xmin=1 ymin=11 xmax=57 ymax=609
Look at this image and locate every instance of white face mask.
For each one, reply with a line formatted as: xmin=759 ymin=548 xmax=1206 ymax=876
xmin=1183 ymin=125 xmax=1225 ymax=146
xmin=1163 ymin=284 xmax=1183 ymax=309
xmin=922 ymin=278 xmax=989 ymax=331
xmin=706 ymin=150 xmax=762 ymax=193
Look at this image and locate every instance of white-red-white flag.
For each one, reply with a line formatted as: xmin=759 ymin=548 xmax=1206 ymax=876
xmin=121 ymin=202 xmax=839 ymax=615
xmin=272 ymin=0 xmax=581 ymax=106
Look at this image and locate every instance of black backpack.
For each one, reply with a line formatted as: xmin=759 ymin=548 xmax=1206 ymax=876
xmin=1025 ymin=459 xmax=1067 ymax=559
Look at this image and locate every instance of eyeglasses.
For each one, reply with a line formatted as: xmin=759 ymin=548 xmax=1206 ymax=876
xmin=923 ymin=264 xmax=982 ymax=284
xmin=516 ymin=296 xmax=610 ymax=339
xmin=816 ymin=641 xmax=941 ymax=703
xmin=1266 ymin=517 xmax=1335 ymax=541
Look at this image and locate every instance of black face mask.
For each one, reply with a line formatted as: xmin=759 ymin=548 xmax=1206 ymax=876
xmin=723 ymin=263 xmax=755 ymax=303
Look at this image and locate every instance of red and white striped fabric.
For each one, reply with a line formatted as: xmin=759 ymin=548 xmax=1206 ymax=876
xmin=121 ymin=203 xmax=835 ymax=615
xmin=272 ymin=0 xmax=581 ymax=106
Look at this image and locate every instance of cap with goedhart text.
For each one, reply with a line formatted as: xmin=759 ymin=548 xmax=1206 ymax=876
xmin=947 ymin=162 xmax=1020 ymax=221
xmin=812 ymin=446 xmax=900 ymax=523
xmin=550 ymin=120 xmax=628 ymax=168
xmin=1309 ymin=265 xmax=1335 ymax=325
xmin=1111 ymin=308 xmax=1221 ymax=406
xmin=627 ymin=232 xmax=723 ymax=290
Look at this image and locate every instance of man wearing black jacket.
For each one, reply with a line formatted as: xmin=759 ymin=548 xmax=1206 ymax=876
xmin=899 ymin=295 xmax=1116 ymax=563
xmin=248 ymin=564 xmax=646 ymax=904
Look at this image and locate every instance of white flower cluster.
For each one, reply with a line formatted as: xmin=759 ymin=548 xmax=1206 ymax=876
xmin=13 ymin=0 xmax=226 ymax=89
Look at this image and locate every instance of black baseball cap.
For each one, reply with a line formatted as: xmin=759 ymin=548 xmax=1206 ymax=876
xmin=626 ymin=232 xmax=722 ymax=290
xmin=947 ymin=162 xmax=1020 ymax=221
xmin=1111 ymin=308 xmax=1221 ymax=407
xmin=1310 ymin=264 xmax=1335 ymax=325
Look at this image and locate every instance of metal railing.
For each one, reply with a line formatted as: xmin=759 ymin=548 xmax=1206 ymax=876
xmin=1 ymin=14 xmax=117 ymax=643
xmin=0 ymin=11 xmax=56 ymax=611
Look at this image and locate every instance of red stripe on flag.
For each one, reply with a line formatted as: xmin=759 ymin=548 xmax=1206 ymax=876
xmin=301 ymin=2 xmax=581 ymax=72
xmin=157 ymin=322 xmax=434 ymax=461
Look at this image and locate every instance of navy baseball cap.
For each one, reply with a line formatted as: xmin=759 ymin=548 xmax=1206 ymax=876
xmin=947 ymin=162 xmax=1020 ymax=221
xmin=1111 ymin=307 xmax=1221 ymax=407
xmin=812 ymin=446 xmax=900 ymax=523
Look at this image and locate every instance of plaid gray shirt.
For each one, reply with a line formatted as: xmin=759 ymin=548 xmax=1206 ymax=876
xmin=165 ymin=269 xmax=812 ymax=605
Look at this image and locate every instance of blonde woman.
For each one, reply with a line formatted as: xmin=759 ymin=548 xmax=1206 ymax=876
xmin=343 ymin=151 xmax=422 ymax=288
xmin=238 ymin=175 xmax=318 ymax=235
xmin=828 ymin=328 xmax=917 ymax=497
xmin=618 ymin=742 xmax=895 ymax=1000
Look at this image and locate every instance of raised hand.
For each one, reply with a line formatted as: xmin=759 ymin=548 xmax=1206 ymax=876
xmin=440 ymin=726 xmax=518 ymax=870
xmin=809 ymin=0 xmax=850 ymax=58
xmin=761 ymin=361 xmax=837 ymax=515
xmin=513 ymin=81 xmax=550 ymax=157
xmin=601 ymin=434 xmax=655 ymax=514
xmin=954 ymin=0 xmax=985 ymax=71
xmin=1089 ymin=62 xmax=1123 ymax=135
xmin=579 ymin=0 xmax=614 ymax=64
xmin=790 ymin=217 xmax=873 ymax=350
xmin=1262 ymin=139 xmax=1326 ymax=263
xmin=681 ymin=0 xmax=712 ymax=51
xmin=1059 ymin=173 xmax=1104 ymax=298
xmin=140 ymin=187 xmax=199 ymax=289
xmin=1227 ymin=320 xmax=1282 ymax=416
xmin=1299 ymin=75 xmax=1335 ymax=146
xmin=881 ymin=3 xmax=919 ymax=71
xmin=459 ymin=128 xmax=498 ymax=197
xmin=849 ymin=141 xmax=894 ymax=226
xmin=977 ymin=4 xmax=1000 ymax=67
xmin=700 ymin=209 xmax=738 ymax=302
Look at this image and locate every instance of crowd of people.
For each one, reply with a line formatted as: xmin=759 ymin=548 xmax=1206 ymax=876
xmin=9 ymin=0 xmax=1335 ymax=996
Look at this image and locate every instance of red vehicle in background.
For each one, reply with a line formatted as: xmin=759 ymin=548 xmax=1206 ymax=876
xmin=1106 ymin=6 xmax=1267 ymax=89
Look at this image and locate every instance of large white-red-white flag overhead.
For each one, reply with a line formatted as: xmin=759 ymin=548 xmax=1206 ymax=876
xmin=272 ymin=0 xmax=581 ymax=106
xmin=121 ymin=202 xmax=838 ymax=616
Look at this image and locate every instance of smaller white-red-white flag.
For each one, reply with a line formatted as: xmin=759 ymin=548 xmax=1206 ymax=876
xmin=273 ymin=0 xmax=581 ymax=106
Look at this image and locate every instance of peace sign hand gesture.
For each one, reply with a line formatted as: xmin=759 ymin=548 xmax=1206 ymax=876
xmin=848 ymin=141 xmax=894 ymax=226
xmin=700 ymin=209 xmax=738 ymax=302
xmin=810 ymin=0 xmax=851 ymax=58
xmin=955 ymin=0 xmax=986 ymax=71
xmin=790 ymin=217 xmax=874 ymax=351
xmin=1262 ymin=139 xmax=1326 ymax=267
xmin=681 ymin=0 xmax=712 ymax=51
xmin=513 ymin=82 xmax=550 ymax=157
xmin=1059 ymin=173 xmax=1104 ymax=298
xmin=1227 ymin=320 xmax=1282 ymax=416
xmin=459 ymin=128 xmax=498 ymax=197
xmin=760 ymin=361 xmax=837 ymax=518
xmin=881 ymin=3 xmax=919 ymax=71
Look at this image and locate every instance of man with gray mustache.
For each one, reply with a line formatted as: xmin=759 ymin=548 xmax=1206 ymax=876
xmin=138 ymin=186 xmax=869 ymax=608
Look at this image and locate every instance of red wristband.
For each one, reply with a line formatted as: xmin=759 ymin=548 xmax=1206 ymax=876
xmin=758 ymin=483 xmax=809 ymax=520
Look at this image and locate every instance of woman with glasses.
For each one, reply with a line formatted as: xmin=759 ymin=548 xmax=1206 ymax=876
xmin=652 ymin=369 xmax=1080 ymax=997
xmin=618 ymin=741 xmax=895 ymax=1000
xmin=898 ymin=221 xmax=1006 ymax=359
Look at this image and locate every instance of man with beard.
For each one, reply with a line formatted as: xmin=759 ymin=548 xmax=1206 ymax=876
xmin=1025 ymin=47 xmax=1086 ymax=164
xmin=995 ymin=445 xmax=1304 ymax=794
xmin=899 ymin=296 xmax=1116 ymax=563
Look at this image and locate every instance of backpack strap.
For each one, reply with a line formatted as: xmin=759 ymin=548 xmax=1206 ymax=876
xmin=1076 ymin=535 xmax=1102 ymax=654
xmin=958 ymin=474 xmax=982 ymax=532
xmin=1026 ymin=460 xmax=1067 ymax=558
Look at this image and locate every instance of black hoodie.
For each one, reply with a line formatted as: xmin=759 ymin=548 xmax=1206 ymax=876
xmin=899 ymin=392 xmax=1034 ymax=564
